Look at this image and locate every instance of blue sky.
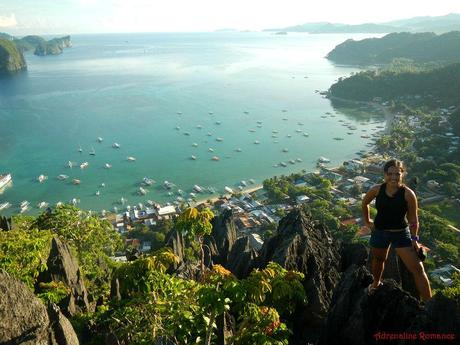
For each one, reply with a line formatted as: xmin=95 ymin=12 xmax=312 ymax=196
xmin=1 ymin=0 xmax=460 ymax=35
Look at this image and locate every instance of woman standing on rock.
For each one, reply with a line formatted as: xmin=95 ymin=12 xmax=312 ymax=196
xmin=361 ymin=159 xmax=432 ymax=301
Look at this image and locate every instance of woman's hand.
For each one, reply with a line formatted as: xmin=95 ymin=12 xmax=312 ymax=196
xmin=365 ymin=220 xmax=375 ymax=231
xmin=412 ymin=240 xmax=420 ymax=251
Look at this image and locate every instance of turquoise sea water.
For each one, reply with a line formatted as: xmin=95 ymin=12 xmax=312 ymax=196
xmin=0 ymin=32 xmax=385 ymax=215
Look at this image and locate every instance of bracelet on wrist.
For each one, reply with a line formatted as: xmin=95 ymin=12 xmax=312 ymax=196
xmin=411 ymin=235 xmax=419 ymax=242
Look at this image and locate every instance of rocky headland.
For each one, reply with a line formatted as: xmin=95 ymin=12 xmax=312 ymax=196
xmin=0 ymin=38 xmax=27 ymax=74
xmin=0 ymin=33 xmax=71 ymax=74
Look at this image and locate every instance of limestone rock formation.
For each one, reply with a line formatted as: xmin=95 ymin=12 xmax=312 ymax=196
xmin=36 ymin=237 xmax=91 ymax=317
xmin=165 ymin=229 xmax=186 ymax=265
xmin=226 ymin=236 xmax=258 ymax=279
xmin=204 ymin=209 xmax=238 ymax=266
xmin=319 ymin=265 xmax=460 ymax=345
xmin=258 ymin=207 xmax=341 ymax=343
xmin=34 ymin=36 xmax=72 ymax=56
xmin=0 ymin=270 xmax=79 ymax=345
xmin=0 ymin=215 xmax=12 ymax=231
xmin=0 ymin=38 xmax=27 ymax=74
xmin=340 ymin=242 xmax=369 ymax=272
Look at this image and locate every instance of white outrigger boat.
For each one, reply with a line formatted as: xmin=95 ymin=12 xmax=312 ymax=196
xmin=0 ymin=202 xmax=11 ymax=211
xmin=224 ymin=186 xmax=234 ymax=194
xmin=37 ymin=201 xmax=49 ymax=209
xmin=143 ymin=177 xmax=155 ymax=186
xmin=37 ymin=174 xmax=48 ymax=183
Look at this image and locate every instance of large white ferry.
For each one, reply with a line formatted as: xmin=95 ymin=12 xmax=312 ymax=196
xmin=0 ymin=173 xmax=12 ymax=190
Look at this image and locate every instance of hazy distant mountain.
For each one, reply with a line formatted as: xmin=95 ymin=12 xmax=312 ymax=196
xmin=0 ymin=32 xmax=14 ymax=40
xmin=266 ymin=23 xmax=394 ymax=33
xmin=326 ymin=31 xmax=460 ymax=65
xmin=265 ymin=13 xmax=460 ymax=34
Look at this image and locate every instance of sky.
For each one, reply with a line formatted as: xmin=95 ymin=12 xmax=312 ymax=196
xmin=1 ymin=0 xmax=460 ymax=35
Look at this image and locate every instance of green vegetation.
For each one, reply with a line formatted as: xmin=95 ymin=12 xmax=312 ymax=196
xmin=0 ymin=226 xmax=53 ymax=288
xmin=14 ymin=35 xmax=46 ymax=51
xmin=438 ymin=272 xmax=460 ymax=307
xmin=1 ymin=205 xmax=308 ymax=344
xmin=263 ymin=173 xmax=357 ymax=240
xmin=176 ymin=207 xmax=214 ymax=271
xmin=329 ymin=62 xmax=460 ymax=104
xmin=263 ymin=173 xmax=333 ymax=203
xmin=424 ymin=201 xmax=460 ymax=227
xmin=0 ymin=38 xmax=27 ymax=74
xmin=327 ymin=31 xmax=460 ymax=65
xmin=0 ymin=205 xmax=122 ymax=301
xmin=418 ymin=209 xmax=460 ymax=267
xmin=91 ymin=261 xmax=305 ymax=344
xmin=33 ymin=205 xmax=123 ymax=295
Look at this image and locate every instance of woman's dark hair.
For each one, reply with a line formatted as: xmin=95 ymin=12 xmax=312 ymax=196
xmin=383 ymin=159 xmax=405 ymax=174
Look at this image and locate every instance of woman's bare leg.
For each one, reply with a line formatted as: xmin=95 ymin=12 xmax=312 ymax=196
xmin=371 ymin=246 xmax=390 ymax=288
xmin=396 ymin=247 xmax=432 ymax=301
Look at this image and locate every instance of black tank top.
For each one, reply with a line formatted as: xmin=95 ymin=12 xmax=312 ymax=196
xmin=374 ymin=183 xmax=408 ymax=230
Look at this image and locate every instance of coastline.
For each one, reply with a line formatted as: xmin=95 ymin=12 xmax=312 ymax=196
xmin=191 ymin=184 xmax=264 ymax=207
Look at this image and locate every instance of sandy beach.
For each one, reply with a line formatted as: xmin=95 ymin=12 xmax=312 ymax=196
xmin=191 ymin=184 xmax=264 ymax=207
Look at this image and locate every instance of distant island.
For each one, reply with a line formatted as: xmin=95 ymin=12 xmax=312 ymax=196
xmin=0 ymin=33 xmax=71 ymax=74
xmin=264 ymin=13 xmax=460 ymax=34
xmin=326 ymin=31 xmax=460 ymax=65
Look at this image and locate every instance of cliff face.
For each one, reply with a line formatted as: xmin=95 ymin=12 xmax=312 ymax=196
xmin=0 ymin=38 xmax=27 ymax=74
xmin=258 ymin=208 xmax=342 ymax=343
xmin=0 ymin=270 xmax=80 ymax=344
xmin=34 ymin=36 xmax=72 ymax=56
xmin=36 ymin=237 xmax=91 ymax=317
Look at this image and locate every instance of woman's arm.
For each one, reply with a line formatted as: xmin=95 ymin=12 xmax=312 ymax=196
xmin=405 ymin=187 xmax=419 ymax=239
xmin=362 ymin=185 xmax=379 ymax=228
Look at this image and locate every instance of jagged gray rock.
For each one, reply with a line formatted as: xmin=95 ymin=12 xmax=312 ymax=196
xmin=204 ymin=209 xmax=238 ymax=266
xmin=0 ymin=270 xmax=79 ymax=345
xmin=340 ymin=242 xmax=369 ymax=272
xmin=258 ymin=208 xmax=341 ymax=343
xmin=36 ymin=237 xmax=90 ymax=317
xmin=165 ymin=229 xmax=186 ymax=266
xmin=0 ymin=215 xmax=12 ymax=231
xmin=226 ymin=236 xmax=258 ymax=279
xmin=319 ymin=265 xmax=460 ymax=345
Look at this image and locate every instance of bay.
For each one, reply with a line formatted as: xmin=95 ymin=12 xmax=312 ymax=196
xmin=0 ymin=32 xmax=384 ymax=215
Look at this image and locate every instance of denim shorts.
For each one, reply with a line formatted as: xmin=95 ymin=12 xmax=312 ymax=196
xmin=369 ymin=228 xmax=412 ymax=249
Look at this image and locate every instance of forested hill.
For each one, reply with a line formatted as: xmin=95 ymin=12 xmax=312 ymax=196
xmin=326 ymin=31 xmax=460 ymax=65
xmin=328 ymin=62 xmax=460 ymax=103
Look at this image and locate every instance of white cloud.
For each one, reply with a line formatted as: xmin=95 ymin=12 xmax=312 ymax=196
xmin=0 ymin=14 xmax=17 ymax=28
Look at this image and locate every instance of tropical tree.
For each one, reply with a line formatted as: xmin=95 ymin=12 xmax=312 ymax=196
xmin=176 ymin=207 xmax=215 ymax=272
